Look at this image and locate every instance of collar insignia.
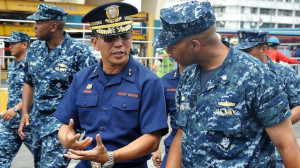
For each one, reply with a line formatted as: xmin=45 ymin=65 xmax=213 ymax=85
xmin=128 ymin=69 xmax=132 ymax=76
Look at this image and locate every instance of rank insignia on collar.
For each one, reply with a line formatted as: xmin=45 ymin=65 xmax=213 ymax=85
xmin=86 ymin=84 xmax=93 ymax=90
xmin=218 ymin=101 xmax=235 ymax=107
xmin=128 ymin=69 xmax=132 ymax=76
xmin=174 ymin=72 xmax=177 ymax=78
xmin=94 ymin=66 xmax=98 ymax=73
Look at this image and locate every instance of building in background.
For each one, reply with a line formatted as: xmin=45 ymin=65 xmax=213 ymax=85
xmin=164 ymin=0 xmax=300 ymax=29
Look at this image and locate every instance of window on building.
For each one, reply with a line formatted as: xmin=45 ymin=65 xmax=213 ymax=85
xmin=286 ymin=0 xmax=291 ymax=2
xmin=295 ymin=24 xmax=300 ymax=28
xmin=260 ymin=8 xmax=275 ymax=15
xmin=216 ymin=21 xmax=225 ymax=28
xmin=213 ymin=7 xmax=225 ymax=13
xmin=295 ymin=0 xmax=300 ymax=3
xmin=241 ymin=6 xmax=245 ymax=13
xmin=278 ymin=24 xmax=292 ymax=28
xmin=278 ymin=9 xmax=292 ymax=16
xmin=251 ymin=8 xmax=258 ymax=14
xmin=296 ymin=11 xmax=300 ymax=16
xmin=260 ymin=22 xmax=275 ymax=28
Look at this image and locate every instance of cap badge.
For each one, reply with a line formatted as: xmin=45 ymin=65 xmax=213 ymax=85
xmin=105 ymin=5 xmax=122 ymax=23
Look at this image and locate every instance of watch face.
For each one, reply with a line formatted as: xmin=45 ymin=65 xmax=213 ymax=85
xmin=14 ymin=106 xmax=19 ymax=112
xmin=91 ymin=162 xmax=101 ymax=168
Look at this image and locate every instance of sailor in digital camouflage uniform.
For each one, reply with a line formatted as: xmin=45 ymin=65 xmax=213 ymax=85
xmin=153 ymin=1 xmax=300 ymax=167
xmin=235 ymin=29 xmax=300 ymax=168
xmin=18 ymin=3 xmax=97 ymax=168
xmin=54 ymin=2 xmax=168 ymax=168
xmin=0 ymin=31 xmax=33 ymax=168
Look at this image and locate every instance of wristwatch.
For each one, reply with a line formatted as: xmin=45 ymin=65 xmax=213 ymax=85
xmin=91 ymin=151 xmax=114 ymax=168
xmin=102 ymin=151 xmax=114 ymax=168
xmin=13 ymin=106 xmax=20 ymax=113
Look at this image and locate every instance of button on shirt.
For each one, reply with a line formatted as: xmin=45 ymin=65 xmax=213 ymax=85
xmin=176 ymin=48 xmax=291 ymax=167
xmin=24 ymin=32 xmax=97 ymax=136
xmin=4 ymin=60 xmax=25 ymax=128
xmin=54 ymin=55 xmax=168 ymax=167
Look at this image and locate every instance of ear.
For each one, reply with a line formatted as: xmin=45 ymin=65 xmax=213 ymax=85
xmin=91 ymin=37 xmax=100 ymax=51
xmin=50 ymin=22 xmax=58 ymax=32
xmin=190 ymin=40 xmax=201 ymax=51
xmin=261 ymin=45 xmax=268 ymax=56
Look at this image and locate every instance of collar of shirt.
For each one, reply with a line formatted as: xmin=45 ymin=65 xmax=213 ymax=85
xmin=41 ymin=31 xmax=71 ymax=58
xmin=88 ymin=55 xmax=136 ymax=85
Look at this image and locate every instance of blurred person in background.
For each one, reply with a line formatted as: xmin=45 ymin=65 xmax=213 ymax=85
xmin=268 ymin=36 xmax=300 ymax=64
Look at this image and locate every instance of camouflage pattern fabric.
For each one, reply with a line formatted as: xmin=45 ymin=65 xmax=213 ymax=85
xmin=267 ymin=57 xmax=300 ymax=167
xmin=27 ymin=3 xmax=67 ymax=21
xmin=152 ymin=1 xmax=216 ymax=49
xmin=175 ymin=48 xmax=291 ymax=167
xmin=267 ymin=57 xmax=300 ymax=109
xmin=4 ymin=31 xmax=30 ymax=43
xmin=0 ymin=59 xmax=34 ymax=167
xmin=0 ymin=123 xmax=33 ymax=168
xmin=235 ymin=29 xmax=268 ymax=50
xmin=24 ymin=32 xmax=97 ymax=167
xmin=5 ymin=60 xmax=25 ymax=128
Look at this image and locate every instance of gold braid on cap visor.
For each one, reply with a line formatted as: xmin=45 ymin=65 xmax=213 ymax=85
xmin=91 ymin=20 xmax=133 ymax=35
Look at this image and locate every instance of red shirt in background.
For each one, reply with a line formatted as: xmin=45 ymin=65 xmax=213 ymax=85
xmin=267 ymin=49 xmax=300 ymax=64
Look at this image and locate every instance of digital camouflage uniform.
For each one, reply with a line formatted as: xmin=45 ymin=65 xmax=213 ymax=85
xmin=236 ymin=29 xmax=300 ymax=168
xmin=268 ymin=57 xmax=300 ymax=168
xmin=25 ymin=3 xmax=97 ymax=168
xmin=153 ymin=2 xmax=291 ymax=166
xmin=0 ymin=31 xmax=33 ymax=168
xmin=176 ymin=48 xmax=290 ymax=167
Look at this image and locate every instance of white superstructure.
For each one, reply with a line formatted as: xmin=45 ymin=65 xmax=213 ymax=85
xmin=164 ymin=0 xmax=300 ymax=29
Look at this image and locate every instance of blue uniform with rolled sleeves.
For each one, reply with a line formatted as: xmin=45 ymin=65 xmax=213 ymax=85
xmin=54 ymin=55 xmax=168 ymax=168
xmin=160 ymin=68 xmax=180 ymax=168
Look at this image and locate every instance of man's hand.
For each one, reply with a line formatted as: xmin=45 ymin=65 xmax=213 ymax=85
xmin=64 ymin=134 xmax=110 ymax=163
xmin=1 ymin=108 xmax=17 ymax=121
xmin=152 ymin=149 xmax=162 ymax=168
xmin=58 ymin=119 xmax=93 ymax=150
xmin=18 ymin=112 xmax=30 ymax=140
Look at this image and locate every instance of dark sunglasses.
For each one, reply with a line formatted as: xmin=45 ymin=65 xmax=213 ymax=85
xmin=101 ymin=33 xmax=132 ymax=43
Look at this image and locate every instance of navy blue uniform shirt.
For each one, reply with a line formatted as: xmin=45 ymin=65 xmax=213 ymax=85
xmin=55 ymin=55 xmax=168 ymax=168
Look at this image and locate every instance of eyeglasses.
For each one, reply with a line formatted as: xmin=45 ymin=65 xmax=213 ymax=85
xmin=100 ymin=33 xmax=132 ymax=43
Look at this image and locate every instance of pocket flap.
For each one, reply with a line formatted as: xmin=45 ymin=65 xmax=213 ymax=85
xmin=76 ymin=94 xmax=98 ymax=107
xmin=112 ymin=98 xmax=139 ymax=111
